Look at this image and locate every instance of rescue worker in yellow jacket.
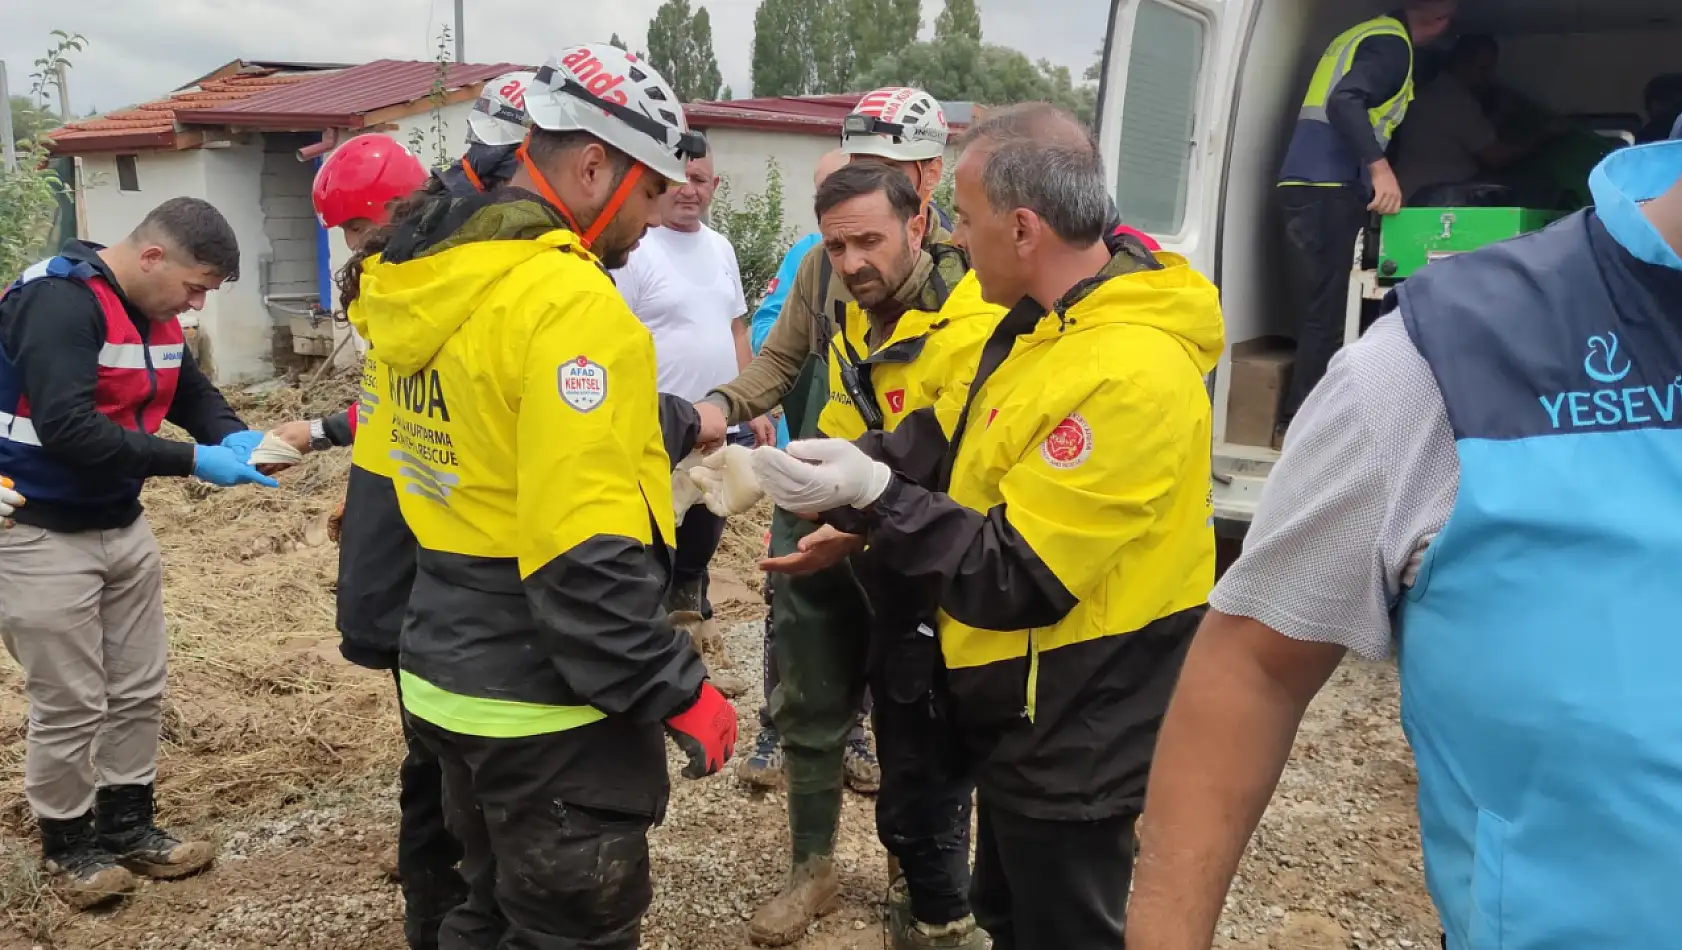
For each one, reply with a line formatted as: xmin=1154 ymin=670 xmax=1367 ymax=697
xmin=752 ymin=108 xmax=1225 ymax=950
xmin=759 ymin=160 xmax=1004 ymax=949
xmin=343 ymin=45 xmax=737 ymax=949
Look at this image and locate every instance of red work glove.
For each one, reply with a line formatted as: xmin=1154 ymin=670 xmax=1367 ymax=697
xmin=664 ymin=682 xmax=738 ymax=779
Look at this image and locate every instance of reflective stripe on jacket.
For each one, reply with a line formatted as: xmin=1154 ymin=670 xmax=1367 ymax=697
xmin=0 ymin=256 xmax=183 ymax=508
xmin=1281 ymin=15 xmax=1415 ymax=185
xmin=350 ymin=195 xmax=704 ymax=751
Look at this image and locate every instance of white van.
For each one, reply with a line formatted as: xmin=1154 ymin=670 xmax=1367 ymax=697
xmin=1093 ymin=0 xmax=1678 ymax=538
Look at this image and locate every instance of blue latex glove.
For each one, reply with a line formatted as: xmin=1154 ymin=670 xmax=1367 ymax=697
xmin=219 ymin=429 xmax=265 ymax=464
xmin=193 ymin=446 xmax=279 ymax=488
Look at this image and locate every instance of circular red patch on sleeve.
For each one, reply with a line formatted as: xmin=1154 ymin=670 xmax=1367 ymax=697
xmin=1041 ymin=413 xmax=1093 ymax=469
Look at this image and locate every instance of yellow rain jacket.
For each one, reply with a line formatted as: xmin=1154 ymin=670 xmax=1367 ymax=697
xmin=332 ymin=349 xmax=422 ymax=668
xmin=817 ymin=271 xmax=1004 ymax=441
xmin=843 ymin=249 xmax=1225 ymax=819
xmin=349 ymin=197 xmax=705 ymax=811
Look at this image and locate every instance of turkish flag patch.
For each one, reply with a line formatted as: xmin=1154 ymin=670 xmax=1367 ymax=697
xmin=885 ymin=389 xmax=906 ymax=413
xmin=1040 ymin=413 xmax=1093 ymax=469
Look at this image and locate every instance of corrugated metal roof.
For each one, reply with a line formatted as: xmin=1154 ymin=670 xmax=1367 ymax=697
xmin=684 ymin=93 xmax=977 ymax=137
xmin=48 ymin=70 xmax=323 ymax=153
xmin=187 ymin=59 xmax=525 ymax=129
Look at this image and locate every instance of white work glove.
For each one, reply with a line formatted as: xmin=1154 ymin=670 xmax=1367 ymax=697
xmin=248 ymin=431 xmax=306 ymax=467
xmin=671 ymin=452 xmax=705 ymax=527
xmin=750 ymin=440 xmax=893 ymax=515
xmin=0 ymin=477 xmax=23 ymax=521
xmin=690 ymin=444 xmax=765 ymax=517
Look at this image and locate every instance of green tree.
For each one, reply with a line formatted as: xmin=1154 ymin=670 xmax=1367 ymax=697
xmin=934 ymin=0 xmax=981 ymax=44
xmin=690 ymin=8 xmax=725 ymax=101
xmin=752 ymin=0 xmax=819 ymax=97
xmin=647 ymin=0 xmax=726 ymax=101
xmin=860 ymin=39 xmax=1099 ymax=126
xmin=9 ymin=97 xmax=59 ymax=148
xmin=710 ymin=159 xmax=796 ymax=309
xmin=837 ymin=0 xmax=922 ymax=93
xmin=3 ymin=33 xmax=82 ymax=283
xmin=610 ymin=33 xmax=629 ymax=50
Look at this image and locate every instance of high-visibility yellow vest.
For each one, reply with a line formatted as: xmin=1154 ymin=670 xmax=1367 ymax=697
xmin=1299 ymin=16 xmax=1415 ymax=151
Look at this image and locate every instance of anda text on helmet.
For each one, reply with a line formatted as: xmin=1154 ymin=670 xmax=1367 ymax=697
xmin=522 ymin=44 xmax=707 ymax=184
xmin=468 ymin=71 xmax=537 ymax=148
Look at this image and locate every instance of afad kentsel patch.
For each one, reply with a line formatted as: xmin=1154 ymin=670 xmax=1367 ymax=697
xmin=559 ymin=355 xmax=608 ymax=412
xmin=1041 ymin=413 xmax=1093 ymax=469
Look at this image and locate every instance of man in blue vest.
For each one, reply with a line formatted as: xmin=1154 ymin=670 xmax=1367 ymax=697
xmin=0 ymin=198 xmax=278 ymax=910
xmin=1126 ymin=130 xmax=1682 ymax=949
xmin=1275 ymin=0 xmax=1457 ymax=446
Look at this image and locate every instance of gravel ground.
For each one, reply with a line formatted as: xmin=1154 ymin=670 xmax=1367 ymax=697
xmin=2 ymin=567 xmax=1439 ymax=950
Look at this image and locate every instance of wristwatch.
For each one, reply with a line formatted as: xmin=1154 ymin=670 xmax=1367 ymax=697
xmin=308 ymin=418 xmax=333 ymax=452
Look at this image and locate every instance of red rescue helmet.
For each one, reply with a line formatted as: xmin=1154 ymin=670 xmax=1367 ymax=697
xmin=312 ymin=134 xmax=429 ymax=230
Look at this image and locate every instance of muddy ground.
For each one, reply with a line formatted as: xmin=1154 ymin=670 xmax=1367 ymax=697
xmin=0 ymin=380 xmax=1438 ymax=950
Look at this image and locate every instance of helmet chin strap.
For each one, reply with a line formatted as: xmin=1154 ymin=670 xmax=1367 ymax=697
xmin=516 ymin=140 xmax=647 ymax=252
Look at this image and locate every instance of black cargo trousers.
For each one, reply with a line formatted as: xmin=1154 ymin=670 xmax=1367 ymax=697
xmin=409 ymin=715 xmax=668 ymax=950
xmin=337 ymin=466 xmax=468 ymax=950
xmin=857 ymin=559 xmax=976 ymax=927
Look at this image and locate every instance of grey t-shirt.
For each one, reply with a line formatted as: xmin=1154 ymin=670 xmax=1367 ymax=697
xmin=1209 ymin=311 xmax=1459 ymax=660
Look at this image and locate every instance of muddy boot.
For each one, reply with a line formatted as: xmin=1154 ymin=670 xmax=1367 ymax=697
xmin=96 ymin=784 xmax=216 ymax=880
xmin=887 ymin=877 xmax=989 ymax=950
xmin=843 ymin=732 xmax=881 ymax=795
xmin=664 ymin=578 xmax=705 ymax=618
xmin=749 ymin=855 xmax=840 ymax=946
xmin=737 ymin=725 xmax=786 ymax=790
xmin=40 ymin=812 xmax=136 ymax=910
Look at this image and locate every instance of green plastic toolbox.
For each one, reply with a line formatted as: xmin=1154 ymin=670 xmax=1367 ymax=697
xmin=1377 ymin=207 xmax=1566 ymax=280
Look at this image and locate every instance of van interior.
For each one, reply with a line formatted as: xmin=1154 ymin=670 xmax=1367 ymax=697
xmin=1099 ymin=0 xmax=1682 ymax=527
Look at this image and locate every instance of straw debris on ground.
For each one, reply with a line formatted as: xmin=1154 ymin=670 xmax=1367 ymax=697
xmin=1 ymin=373 xmax=1439 ymax=949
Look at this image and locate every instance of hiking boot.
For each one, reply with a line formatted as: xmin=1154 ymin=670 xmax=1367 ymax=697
xmin=737 ymin=725 xmax=786 ymax=790
xmin=843 ymin=733 xmax=881 ymax=795
xmin=887 ymin=877 xmax=988 ymax=949
xmin=748 ymin=855 xmax=840 ymax=946
xmin=96 ymin=784 xmax=216 ymax=880
xmin=39 ymin=812 xmax=136 ymax=910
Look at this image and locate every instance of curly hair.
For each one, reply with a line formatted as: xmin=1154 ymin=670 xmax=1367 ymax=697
xmin=336 ymin=176 xmax=448 ymax=310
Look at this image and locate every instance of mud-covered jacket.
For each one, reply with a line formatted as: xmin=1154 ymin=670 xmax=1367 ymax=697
xmin=349 ymin=191 xmax=706 ymax=812
xmin=832 ymin=248 xmax=1225 ymax=820
xmin=706 ymin=218 xmax=955 ymax=425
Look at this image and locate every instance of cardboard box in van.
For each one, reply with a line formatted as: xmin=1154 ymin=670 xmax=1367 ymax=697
xmin=1226 ymin=337 xmax=1296 ymax=449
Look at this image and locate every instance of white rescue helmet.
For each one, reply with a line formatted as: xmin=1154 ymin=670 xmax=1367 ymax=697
xmin=841 ymin=87 xmax=949 ymax=162
xmin=523 ymin=44 xmax=706 ymax=183
xmin=467 ymin=70 xmax=535 ymax=147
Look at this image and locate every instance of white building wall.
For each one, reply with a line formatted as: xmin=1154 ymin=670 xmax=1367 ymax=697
xmin=80 ymin=150 xmax=209 ymax=251
xmin=389 ymin=101 xmax=477 ymax=173
xmin=200 ymin=143 xmax=274 ymax=384
xmin=704 ymin=128 xmax=835 ymax=240
xmin=702 ymin=126 xmax=964 ymax=240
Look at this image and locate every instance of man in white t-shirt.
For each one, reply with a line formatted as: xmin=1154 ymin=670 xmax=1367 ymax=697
xmin=613 ymin=144 xmax=774 ymax=625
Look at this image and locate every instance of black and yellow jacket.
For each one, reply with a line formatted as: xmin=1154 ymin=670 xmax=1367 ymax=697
xmin=834 ymin=247 xmax=1226 ymax=820
xmin=348 ymin=192 xmax=705 ymax=812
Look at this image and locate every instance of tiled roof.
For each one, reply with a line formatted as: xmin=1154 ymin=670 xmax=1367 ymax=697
xmin=48 ymin=59 xmax=524 ymax=154
xmin=186 ymin=60 xmax=524 ymax=130
xmin=48 ymin=71 xmax=326 ymax=153
xmin=684 ymin=93 xmax=978 ymax=136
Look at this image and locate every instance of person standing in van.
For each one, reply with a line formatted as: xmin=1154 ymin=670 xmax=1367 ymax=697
xmin=1275 ymin=0 xmax=1457 ymax=446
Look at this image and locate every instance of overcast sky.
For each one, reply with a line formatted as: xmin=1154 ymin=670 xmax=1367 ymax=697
xmin=2 ymin=0 xmax=1111 ymax=117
